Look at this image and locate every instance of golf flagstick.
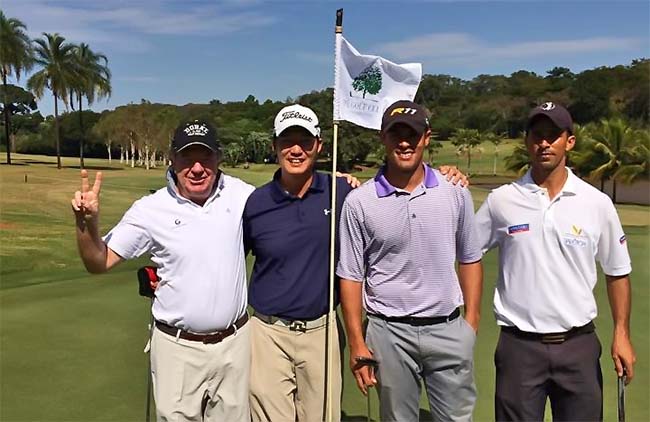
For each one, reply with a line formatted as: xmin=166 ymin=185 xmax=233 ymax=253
xmin=325 ymin=8 xmax=344 ymax=422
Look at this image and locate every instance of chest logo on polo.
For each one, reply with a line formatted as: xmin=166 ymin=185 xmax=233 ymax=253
xmin=563 ymin=225 xmax=587 ymax=247
xmin=323 ymin=208 xmax=331 ymax=216
xmin=507 ymin=224 xmax=529 ymax=235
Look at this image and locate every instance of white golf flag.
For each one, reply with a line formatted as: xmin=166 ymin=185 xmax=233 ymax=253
xmin=334 ymin=35 xmax=422 ymax=130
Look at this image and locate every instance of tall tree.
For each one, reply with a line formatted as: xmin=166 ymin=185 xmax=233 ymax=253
xmin=27 ymin=33 xmax=76 ymax=169
xmin=71 ymin=43 xmax=111 ymax=168
xmin=0 ymin=11 xmax=34 ymax=164
xmin=450 ymin=128 xmax=482 ymax=173
xmin=0 ymin=84 xmax=37 ymax=151
xmin=483 ymin=131 xmax=503 ymax=176
xmin=585 ymin=118 xmax=643 ymax=203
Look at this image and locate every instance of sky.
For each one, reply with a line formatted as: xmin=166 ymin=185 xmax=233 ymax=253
xmin=5 ymin=0 xmax=650 ymax=117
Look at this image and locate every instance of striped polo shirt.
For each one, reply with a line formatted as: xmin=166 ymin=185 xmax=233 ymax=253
xmin=336 ymin=164 xmax=482 ymax=318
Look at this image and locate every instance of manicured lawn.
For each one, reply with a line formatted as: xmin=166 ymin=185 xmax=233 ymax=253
xmin=1 ymin=154 xmax=648 ymax=421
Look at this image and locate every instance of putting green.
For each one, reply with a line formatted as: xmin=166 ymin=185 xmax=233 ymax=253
xmin=1 ymin=154 xmax=647 ymax=421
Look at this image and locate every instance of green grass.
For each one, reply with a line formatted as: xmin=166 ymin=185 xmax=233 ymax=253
xmin=1 ymin=153 xmax=648 ymax=421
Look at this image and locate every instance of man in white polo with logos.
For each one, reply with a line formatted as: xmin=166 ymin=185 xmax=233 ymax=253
xmin=475 ymin=102 xmax=636 ymax=421
xmin=71 ymin=120 xmax=254 ymax=421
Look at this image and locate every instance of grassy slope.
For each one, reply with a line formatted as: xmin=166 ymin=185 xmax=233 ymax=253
xmin=1 ymin=153 xmax=648 ymax=421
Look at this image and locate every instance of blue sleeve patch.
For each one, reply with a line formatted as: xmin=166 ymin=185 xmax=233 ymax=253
xmin=508 ymin=224 xmax=530 ymax=234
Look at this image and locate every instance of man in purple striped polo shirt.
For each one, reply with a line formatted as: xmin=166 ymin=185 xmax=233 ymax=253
xmin=337 ymin=100 xmax=483 ymax=422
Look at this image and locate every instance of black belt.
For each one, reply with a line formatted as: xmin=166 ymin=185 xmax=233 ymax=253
xmin=502 ymin=321 xmax=595 ymax=344
xmin=369 ymin=308 xmax=460 ymax=326
xmin=155 ymin=314 xmax=248 ymax=344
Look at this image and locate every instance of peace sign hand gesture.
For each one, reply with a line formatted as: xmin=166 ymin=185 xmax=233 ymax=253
xmin=71 ymin=170 xmax=103 ymax=222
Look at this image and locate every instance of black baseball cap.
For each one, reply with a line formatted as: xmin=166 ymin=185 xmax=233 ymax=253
xmin=381 ymin=100 xmax=430 ymax=135
xmin=172 ymin=120 xmax=220 ymax=152
xmin=526 ymin=102 xmax=573 ymax=134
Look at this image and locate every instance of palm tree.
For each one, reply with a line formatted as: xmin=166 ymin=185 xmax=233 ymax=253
xmin=27 ymin=33 xmax=76 ymax=169
xmin=71 ymin=43 xmax=111 ymax=168
xmin=0 ymin=11 xmax=34 ymax=165
xmin=587 ymin=118 xmax=644 ymax=203
xmin=504 ymin=142 xmax=530 ymax=177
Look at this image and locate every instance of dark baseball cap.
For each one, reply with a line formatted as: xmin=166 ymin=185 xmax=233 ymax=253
xmin=172 ymin=120 xmax=220 ymax=152
xmin=381 ymin=100 xmax=430 ymax=135
xmin=526 ymin=102 xmax=573 ymax=134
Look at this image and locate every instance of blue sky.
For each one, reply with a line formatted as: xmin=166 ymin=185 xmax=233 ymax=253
xmin=6 ymin=0 xmax=649 ymax=117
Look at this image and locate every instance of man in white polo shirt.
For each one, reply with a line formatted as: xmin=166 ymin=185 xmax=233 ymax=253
xmin=71 ymin=120 xmax=254 ymax=421
xmin=475 ymin=102 xmax=636 ymax=421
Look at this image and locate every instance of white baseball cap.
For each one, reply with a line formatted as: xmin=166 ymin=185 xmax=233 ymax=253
xmin=273 ymin=104 xmax=321 ymax=138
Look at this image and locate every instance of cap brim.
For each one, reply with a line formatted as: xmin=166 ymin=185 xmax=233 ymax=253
xmin=275 ymin=122 xmax=320 ymax=138
xmin=175 ymin=141 xmax=219 ymax=152
xmin=526 ymin=111 xmax=566 ymax=132
xmin=382 ymin=118 xmax=427 ymax=135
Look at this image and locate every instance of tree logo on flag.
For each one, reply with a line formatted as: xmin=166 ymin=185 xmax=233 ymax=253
xmin=352 ymin=64 xmax=382 ymax=99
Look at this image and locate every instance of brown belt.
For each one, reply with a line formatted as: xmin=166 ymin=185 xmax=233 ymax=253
xmin=502 ymin=321 xmax=595 ymax=344
xmin=155 ymin=314 xmax=248 ymax=344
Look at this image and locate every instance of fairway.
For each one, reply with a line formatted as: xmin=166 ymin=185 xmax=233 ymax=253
xmin=1 ymin=154 xmax=648 ymax=421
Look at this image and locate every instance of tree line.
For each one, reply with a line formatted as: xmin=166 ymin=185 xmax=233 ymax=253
xmin=1 ymin=10 xmax=648 ymax=200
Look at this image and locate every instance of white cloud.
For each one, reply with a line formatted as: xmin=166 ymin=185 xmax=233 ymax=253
xmin=4 ymin=0 xmax=276 ymax=53
xmin=376 ymin=32 xmax=643 ymax=65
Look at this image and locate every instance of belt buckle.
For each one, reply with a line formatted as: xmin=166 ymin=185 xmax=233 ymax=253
xmin=288 ymin=320 xmax=307 ymax=332
xmin=541 ymin=333 xmax=566 ymax=344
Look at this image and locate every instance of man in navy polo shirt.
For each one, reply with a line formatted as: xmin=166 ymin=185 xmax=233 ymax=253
xmin=243 ymin=104 xmax=351 ymax=422
xmin=338 ymin=100 xmax=483 ymax=422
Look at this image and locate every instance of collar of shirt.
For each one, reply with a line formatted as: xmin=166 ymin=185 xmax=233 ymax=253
xmin=374 ymin=164 xmax=439 ymax=198
xmin=165 ymin=167 xmax=225 ymax=207
xmin=520 ymin=167 xmax=578 ymax=197
xmin=269 ymin=169 xmax=326 ymax=203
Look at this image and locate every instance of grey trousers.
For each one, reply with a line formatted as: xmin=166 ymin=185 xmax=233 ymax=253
xmin=366 ymin=315 xmax=477 ymax=422
xmin=494 ymin=329 xmax=603 ymax=422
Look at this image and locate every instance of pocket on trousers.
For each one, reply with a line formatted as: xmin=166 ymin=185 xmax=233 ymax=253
xmin=460 ymin=317 xmax=477 ymax=341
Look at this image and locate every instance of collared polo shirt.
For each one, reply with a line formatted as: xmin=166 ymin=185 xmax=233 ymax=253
xmin=475 ymin=168 xmax=632 ymax=333
xmin=104 ymin=169 xmax=255 ymax=332
xmin=243 ymin=170 xmax=352 ymax=320
xmin=336 ymin=164 xmax=482 ymax=318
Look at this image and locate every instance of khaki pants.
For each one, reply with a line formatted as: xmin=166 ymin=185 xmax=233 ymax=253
xmin=150 ymin=322 xmax=251 ymax=422
xmin=250 ymin=315 xmax=341 ymax=422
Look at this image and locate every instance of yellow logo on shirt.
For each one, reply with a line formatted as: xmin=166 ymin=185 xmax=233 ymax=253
xmin=571 ymin=225 xmax=583 ymax=236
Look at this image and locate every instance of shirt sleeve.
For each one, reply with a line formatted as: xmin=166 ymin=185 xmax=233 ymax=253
xmin=103 ymin=200 xmax=153 ymax=260
xmin=336 ymin=196 xmax=366 ymax=283
xmin=596 ymin=197 xmax=632 ymax=276
xmin=455 ymin=187 xmax=482 ymax=264
xmin=456 ymin=189 xmax=482 ymax=263
xmin=242 ymin=197 xmax=253 ymax=256
xmin=475 ymin=194 xmax=499 ymax=254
